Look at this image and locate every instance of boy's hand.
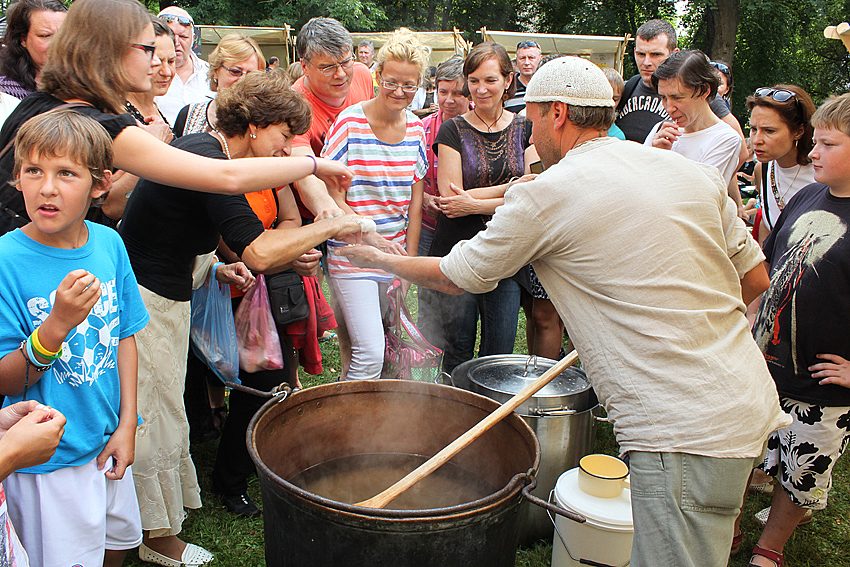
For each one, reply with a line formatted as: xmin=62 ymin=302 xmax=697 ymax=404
xmin=810 ymin=354 xmax=850 ymax=388
xmin=50 ymin=269 xmax=100 ymax=335
xmin=97 ymin=423 xmax=135 ymax=480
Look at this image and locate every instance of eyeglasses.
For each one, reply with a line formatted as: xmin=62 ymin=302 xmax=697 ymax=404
xmin=710 ymin=61 xmax=730 ymax=75
xmin=130 ymin=43 xmax=156 ymax=60
xmin=222 ymin=65 xmax=251 ymax=78
xmin=754 ymin=87 xmax=797 ymax=103
xmin=379 ymin=80 xmax=419 ymax=93
xmin=516 ymin=41 xmax=540 ymax=50
xmin=159 ymin=13 xmax=193 ymax=27
xmin=312 ymin=56 xmax=354 ymax=77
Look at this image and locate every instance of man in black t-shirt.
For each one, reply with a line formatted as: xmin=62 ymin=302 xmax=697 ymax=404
xmin=504 ymin=40 xmax=541 ymax=114
xmin=616 ymin=19 xmax=735 ymax=143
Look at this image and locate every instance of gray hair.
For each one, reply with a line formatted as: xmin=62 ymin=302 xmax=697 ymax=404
xmin=435 ymin=55 xmax=464 ymax=84
xmin=297 ymin=17 xmax=353 ymax=61
xmin=635 ymin=19 xmax=677 ymax=51
xmin=537 ymin=101 xmax=615 ymax=131
xmin=358 ymin=39 xmax=374 ymax=50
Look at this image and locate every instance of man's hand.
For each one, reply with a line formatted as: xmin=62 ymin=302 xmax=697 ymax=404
xmin=292 ymin=248 xmax=322 ymax=277
xmin=810 ymin=354 xmax=850 ymax=388
xmin=651 ymin=121 xmax=682 ymax=150
xmin=97 ymin=423 xmax=135 ymax=480
xmin=0 ymin=406 xmax=65 ymax=470
xmin=336 ymin=244 xmax=390 ymax=269
xmin=216 ymin=262 xmax=256 ymax=292
xmin=363 ymin=231 xmax=407 ymax=255
xmin=50 ymin=269 xmax=101 ymax=336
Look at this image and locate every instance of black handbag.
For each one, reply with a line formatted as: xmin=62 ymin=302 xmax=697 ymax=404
xmin=266 ymin=269 xmax=309 ymax=326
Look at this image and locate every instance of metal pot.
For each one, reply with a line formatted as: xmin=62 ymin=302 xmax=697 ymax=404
xmin=247 ymin=379 xmax=580 ymax=567
xmin=448 ymin=355 xmax=599 ymax=545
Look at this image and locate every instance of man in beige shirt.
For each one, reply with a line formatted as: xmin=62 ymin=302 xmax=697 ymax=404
xmin=341 ymin=56 xmax=789 ymax=567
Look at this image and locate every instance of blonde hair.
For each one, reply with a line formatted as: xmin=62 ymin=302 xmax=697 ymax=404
xmin=207 ymin=34 xmax=266 ymax=91
xmin=375 ymin=28 xmax=429 ymax=78
xmin=602 ymin=67 xmax=624 ymax=91
xmin=13 ymin=109 xmax=112 ymax=187
xmin=812 ymin=93 xmax=850 ymax=139
xmin=39 ymin=0 xmax=151 ymax=114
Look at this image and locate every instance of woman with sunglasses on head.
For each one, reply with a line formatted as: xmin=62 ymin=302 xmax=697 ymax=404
xmin=321 ymin=28 xmax=428 ymax=380
xmin=711 ymin=60 xmax=733 ymax=110
xmin=428 ymin=41 xmax=538 ymax=372
xmin=172 ymin=34 xmax=266 ymax=136
xmin=747 ymin=85 xmax=816 ymax=244
xmin=0 ymin=0 xmax=352 ymax=237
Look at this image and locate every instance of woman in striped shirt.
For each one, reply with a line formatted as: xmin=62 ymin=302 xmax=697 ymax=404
xmin=322 ymin=28 xmax=428 ymax=380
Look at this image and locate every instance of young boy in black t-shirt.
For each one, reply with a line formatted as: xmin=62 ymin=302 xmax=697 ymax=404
xmin=747 ymin=92 xmax=850 ymax=567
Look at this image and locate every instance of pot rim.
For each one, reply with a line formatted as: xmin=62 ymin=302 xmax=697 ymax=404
xmin=246 ymin=381 xmax=540 ymax=520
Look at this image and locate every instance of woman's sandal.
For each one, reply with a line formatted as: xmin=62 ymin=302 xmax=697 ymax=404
xmin=139 ymin=542 xmax=214 ymax=567
xmin=749 ymin=544 xmax=783 ymax=567
xmin=730 ymin=531 xmax=744 ymax=555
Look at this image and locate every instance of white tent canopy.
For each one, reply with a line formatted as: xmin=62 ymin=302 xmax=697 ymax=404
xmin=196 ymin=25 xmax=294 ymax=65
xmin=479 ymin=29 xmax=630 ymax=74
xmin=348 ymin=30 xmax=470 ymax=65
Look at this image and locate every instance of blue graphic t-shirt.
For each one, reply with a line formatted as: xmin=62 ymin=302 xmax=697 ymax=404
xmin=0 ymin=222 xmax=149 ymax=473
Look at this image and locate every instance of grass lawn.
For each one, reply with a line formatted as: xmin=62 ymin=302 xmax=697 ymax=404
xmin=126 ymin=286 xmax=850 ymax=566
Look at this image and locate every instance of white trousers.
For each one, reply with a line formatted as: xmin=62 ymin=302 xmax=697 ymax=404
xmin=330 ymin=277 xmax=386 ymax=380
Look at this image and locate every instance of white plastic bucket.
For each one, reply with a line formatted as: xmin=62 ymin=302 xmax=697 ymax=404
xmin=550 ymin=468 xmax=633 ymax=567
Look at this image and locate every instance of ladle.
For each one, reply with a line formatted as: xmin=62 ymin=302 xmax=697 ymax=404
xmin=356 ymin=349 xmax=580 ymax=509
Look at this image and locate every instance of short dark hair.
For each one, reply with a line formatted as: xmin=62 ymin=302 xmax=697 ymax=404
xmin=636 ymin=19 xmax=677 ymax=51
xmin=0 ymin=0 xmax=67 ymax=91
xmin=746 ymin=84 xmax=816 ymax=166
xmin=152 ymin=16 xmax=175 ymax=42
xmin=651 ymin=50 xmax=719 ymax=99
xmin=464 ymin=41 xmax=516 ymax=102
xmin=215 ymin=70 xmax=311 ymax=138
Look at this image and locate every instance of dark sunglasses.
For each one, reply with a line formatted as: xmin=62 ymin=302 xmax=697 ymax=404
xmin=160 ymin=13 xmax=194 ymax=27
xmin=516 ymin=41 xmax=540 ymax=50
xmin=754 ymin=87 xmax=797 ymax=103
xmin=710 ymin=61 xmax=730 ymax=75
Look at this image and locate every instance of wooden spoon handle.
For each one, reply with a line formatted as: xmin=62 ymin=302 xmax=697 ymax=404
xmin=356 ymin=350 xmax=580 ymax=509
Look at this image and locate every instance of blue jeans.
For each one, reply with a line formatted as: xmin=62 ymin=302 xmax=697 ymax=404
xmin=433 ymin=277 xmax=520 ymax=372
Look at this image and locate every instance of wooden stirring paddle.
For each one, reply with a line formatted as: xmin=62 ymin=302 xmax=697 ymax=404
xmin=356 ymin=350 xmax=581 ymax=509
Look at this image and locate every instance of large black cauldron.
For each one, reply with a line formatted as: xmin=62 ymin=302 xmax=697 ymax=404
xmin=247 ymin=379 xmax=540 ymax=567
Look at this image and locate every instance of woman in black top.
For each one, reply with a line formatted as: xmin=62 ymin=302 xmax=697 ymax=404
xmin=427 ymin=42 xmax=537 ymax=372
xmin=121 ymin=71 xmax=363 ymax=564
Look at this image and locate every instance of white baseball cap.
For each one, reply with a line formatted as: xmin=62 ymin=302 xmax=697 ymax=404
xmin=524 ymin=56 xmax=614 ymax=108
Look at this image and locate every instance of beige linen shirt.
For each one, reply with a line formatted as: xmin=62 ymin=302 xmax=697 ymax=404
xmin=441 ymin=137 xmax=790 ymax=457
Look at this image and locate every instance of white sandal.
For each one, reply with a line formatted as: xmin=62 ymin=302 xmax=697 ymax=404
xmin=139 ymin=542 xmax=214 ymax=566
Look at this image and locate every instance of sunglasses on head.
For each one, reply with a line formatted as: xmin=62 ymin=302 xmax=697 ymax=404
xmin=160 ymin=13 xmax=194 ymax=27
xmin=516 ymin=41 xmax=540 ymax=50
xmin=754 ymin=87 xmax=797 ymax=103
xmin=710 ymin=61 xmax=730 ymax=75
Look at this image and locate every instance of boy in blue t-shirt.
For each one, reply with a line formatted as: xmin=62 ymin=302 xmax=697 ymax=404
xmin=0 ymin=109 xmax=149 ymax=566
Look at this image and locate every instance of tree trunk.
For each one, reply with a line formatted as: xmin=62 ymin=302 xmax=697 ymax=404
xmin=710 ymin=0 xmax=740 ymax=64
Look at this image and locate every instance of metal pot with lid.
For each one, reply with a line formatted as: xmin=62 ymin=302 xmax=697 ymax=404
xmin=451 ymin=354 xmax=597 ymax=416
xmin=448 ymin=354 xmax=599 ymax=545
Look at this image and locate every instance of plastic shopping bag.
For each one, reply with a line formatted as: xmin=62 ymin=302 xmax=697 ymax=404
xmin=234 ymin=274 xmax=284 ymax=372
xmin=190 ymin=262 xmax=240 ymax=384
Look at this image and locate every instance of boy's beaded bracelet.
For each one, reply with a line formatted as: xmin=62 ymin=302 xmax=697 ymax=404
xmin=30 ymin=328 xmax=62 ymax=360
xmin=20 ymin=339 xmax=52 ymax=372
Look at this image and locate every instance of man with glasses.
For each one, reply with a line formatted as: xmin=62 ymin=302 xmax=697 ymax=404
xmin=155 ymin=6 xmax=213 ymax=126
xmin=504 ymin=40 xmax=541 ymax=113
xmin=290 ymin=17 xmax=374 ymax=220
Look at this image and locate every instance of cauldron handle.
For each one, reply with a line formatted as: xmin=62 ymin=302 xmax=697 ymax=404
xmin=224 ymin=381 xmax=294 ymax=401
xmin=521 ymin=479 xmax=585 ymax=523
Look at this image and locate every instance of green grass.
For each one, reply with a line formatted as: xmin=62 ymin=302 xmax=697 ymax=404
xmin=125 ymin=285 xmax=850 ymax=566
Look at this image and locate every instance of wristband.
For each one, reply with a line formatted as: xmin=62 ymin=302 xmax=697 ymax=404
xmin=31 ymin=327 xmax=62 ymax=360
xmin=307 ymin=154 xmax=317 ymax=176
xmin=23 ymin=338 xmax=53 ymax=369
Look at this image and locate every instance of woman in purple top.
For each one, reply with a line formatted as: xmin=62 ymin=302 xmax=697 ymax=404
xmin=0 ymin=0 xmax=66 ymax=99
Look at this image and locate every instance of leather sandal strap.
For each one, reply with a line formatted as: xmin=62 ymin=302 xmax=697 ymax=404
xmin=751 ymin=544 xmax=784 ymax=567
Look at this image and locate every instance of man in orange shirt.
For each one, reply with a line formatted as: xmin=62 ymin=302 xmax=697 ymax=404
xmin=291 ymin=17 xmax=375 ymax=221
